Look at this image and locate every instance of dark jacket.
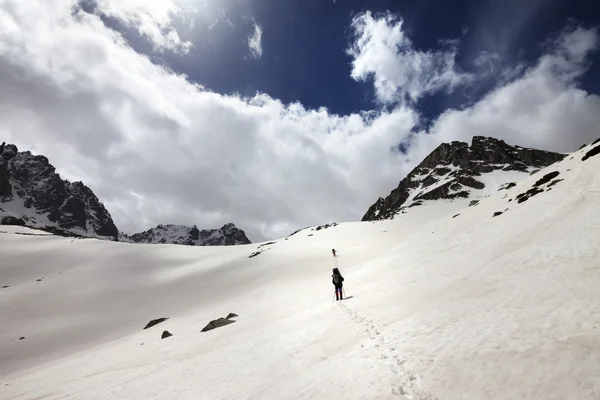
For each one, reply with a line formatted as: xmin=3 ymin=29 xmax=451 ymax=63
xmin=332 ymin=268 xmax=344 ymax=288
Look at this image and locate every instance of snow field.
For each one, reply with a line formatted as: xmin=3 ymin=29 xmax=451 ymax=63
xmin=1 ymin=144 xmax=600 ymax=399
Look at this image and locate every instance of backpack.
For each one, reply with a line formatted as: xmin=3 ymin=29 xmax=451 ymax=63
xmin=332 ymin=270 xmax=343 ymax=285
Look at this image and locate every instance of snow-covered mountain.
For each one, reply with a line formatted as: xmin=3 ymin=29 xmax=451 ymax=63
xmin=0 ymin=143 xmax=119 ymax=239
xmin=362 ymin=136 xmax=566 ymax=221
xmin=0 ymin=142 xmax=251 ymax=245
xmin=121 ymin=223 xmax=251 ymax=246
xmin=2 ymin=139 xmax=600 ymax=399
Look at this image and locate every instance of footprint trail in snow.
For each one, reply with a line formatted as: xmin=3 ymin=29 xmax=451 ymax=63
xmin=335 ymin=301 xmax=437 ymax=400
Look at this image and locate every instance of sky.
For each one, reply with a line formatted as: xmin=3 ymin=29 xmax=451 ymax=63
xmin=1 ymin=0 xmax=600 ymax=242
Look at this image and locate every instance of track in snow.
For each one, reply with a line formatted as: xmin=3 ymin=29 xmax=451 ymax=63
xmin=335 ymin=300 xmax=437 ymax=400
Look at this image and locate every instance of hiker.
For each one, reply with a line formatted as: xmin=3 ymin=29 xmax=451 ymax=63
xmin=331 ymin=248 xmax=336 ymax=257
xmin=332 ymin=267 xmax=344 ymax=301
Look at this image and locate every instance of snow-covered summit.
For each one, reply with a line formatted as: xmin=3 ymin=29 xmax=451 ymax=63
xmin=0 ymin=143 xmax=118 ymax=239
xmin=362 ymin=136 xmax=566 ymax=221
xmin=121 ymin=222 xmax=251 ymax=246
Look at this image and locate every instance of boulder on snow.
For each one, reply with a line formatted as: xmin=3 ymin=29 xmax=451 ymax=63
xmin=201 ymin=317 xmax=236 ymax=332
xmin=533 ymin=171 xmax=560 ymax=187
xmin=161 ymin=330 xmax=173 ymax=339
xmin=143 ymin=317 xmax=169 ymax=330
xmin=582 ymin=145 xmax=600 ymax=162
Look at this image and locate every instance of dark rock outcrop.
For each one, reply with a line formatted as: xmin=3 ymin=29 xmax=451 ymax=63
xmin=582 ymin=144 xmax=600 ymax=161
xmin=533 ymin=171 xmax=560 ymax=187
xmin=362 ymin=136 xmax=566 ymax=221
xmin=0 ymin=143 xmax=118 ymax=239
xmin=0 ymin=216 xmax=26 ymax=226
xmin=161 ymin=330 xmax=173 ymax=339
xmin=143 ymin=317 xmax=169 ymax=330
xmin=226 ymin=313 xmax=238 ymax=319
xmin=123 ymin=223 xmax=251 ymax=246
xmin=201 ymin=314 xmax=238 ymax=332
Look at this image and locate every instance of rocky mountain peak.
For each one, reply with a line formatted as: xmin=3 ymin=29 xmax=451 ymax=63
xmin=362 ymin=136 xmax=566 ymax=221
xmin=122 ymin=223 xmax=251 ymax=246
xmin=0 ymin=143 xmax=118 ymax=239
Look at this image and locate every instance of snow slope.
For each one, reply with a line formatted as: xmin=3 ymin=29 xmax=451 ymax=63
xmin=2 ymin=144 xmax=600 ymax=399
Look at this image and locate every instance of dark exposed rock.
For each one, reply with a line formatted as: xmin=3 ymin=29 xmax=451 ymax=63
xmin=2 ymin=285 xmax=9 ymax=289
xmin=435 ymin=167 xmax=452 ymax=176
xmin=533 ymin=171 xmax=560 ymax=187
xmin=582 ymin=145 xmax=600 ymax=161
xmin=493 ymin=211 xmax=503 ymax=217
xmin=201 ymin=317 xmax=236 ymax=332
xmin=249 ymin=251 xmax=261 ymax=258
xmin=516 ymin=187 xmax=544 ymax=203
xmin=530 ymin=169 xmax=540 ymax=175
xmin=362 ymin=136 xmax=565 ymax=221
xmin=313 ymin=223 xmax=338 ymax=231
xmin=0 ymin=216 xmax=26 ymax=226
xmin=123 ymin=223 xmax=251 ymax=246
xmin=143 ymin=318 xmax=169 ymax=330
xmin=578 ymin=143 xmax=587 ymax=150
xmin=502 ymin=162 xmax=528 ymax=172
xmin=0 ymin=144 xmax=17 ymax=197
xmin=592 ymin=137 xmax=600 ymax=146
xmin=421 ymin=175 xmax=438 ymax=187
xmin=161 ymin=330 xmax=173 ymax=339
xmin=469 ymin=200 xmax=480 ymax=207
xmin=452 ymin=214 xmax=460 ymax=218
xmin=0 ymin=144 xmax=118 ymax=239
xmin=19 ymin=337 xmax=25 ymax=340
xmin=36 ymin=278 xmax=43 ymax=282
xmin=226 ymin=313 xmax=238 ymax=319
xmin=257 ymin=241 xmax=276 ymax=248
xmin=548 ymin=179 xmax=563 ymax=188
xmin=499 ymin=182 xmax=516 ymax=191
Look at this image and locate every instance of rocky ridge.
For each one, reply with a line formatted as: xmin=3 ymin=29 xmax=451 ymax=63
xmin=0 ymin=143 xmax=118 ymax=239
xmin=362 ymin=136 xmax=566 ymax=221
xmin=0 ymin=142 xmax=251 ymax=245
xmin=121 ymin=223 xmax=251 ymax=246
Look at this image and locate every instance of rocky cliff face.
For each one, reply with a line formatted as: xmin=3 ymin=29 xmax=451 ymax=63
xmin=0 ymin=143 xmax=119 ymax=239
xmin=121 ymin=223 xmax=251 ymax=246
xmin=362 ymin=136 xmax=566 ymax=221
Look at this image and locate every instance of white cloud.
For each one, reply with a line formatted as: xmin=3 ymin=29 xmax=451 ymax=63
xmin=347 ymin=11 xmax=474 ymax=105
xmin=95 ymin=0 xmax=193 ymax=54
xmin=248 ymin=20 xmax=263 ymax=59
xmin=406 ymin=25 xmax=600 ymax=159
xmin=0 ymin=4 xmax=599 ymax=242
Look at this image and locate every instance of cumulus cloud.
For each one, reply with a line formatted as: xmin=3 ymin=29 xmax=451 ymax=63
xmin=0 ymin=3 xmax=599 ymax=242
xmin=347 ymin=11 xmax=474 ymax=105
xmin=248 ymin=20 xmax=263 ymax=59
xmin=405 ymin=25 xmax=600 ymax=158
xmin=94 ymin=0 xmax=193 ymax=54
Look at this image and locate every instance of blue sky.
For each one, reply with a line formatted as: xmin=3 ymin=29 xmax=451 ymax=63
xmin=112 ymin=0 xmax=600 ymax=121
xmin=2 ymin=0 xmax=600 ymax=241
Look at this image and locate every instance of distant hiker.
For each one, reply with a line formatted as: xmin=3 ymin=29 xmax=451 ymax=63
xmin=332 ymin=267 xmax=344 ymax=301
xmin=331 ymin=248 xmax=336 ymax=257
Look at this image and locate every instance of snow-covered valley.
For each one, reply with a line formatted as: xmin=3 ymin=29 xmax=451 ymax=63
xmin=1 ymin=143 xmax=600 ymax=399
